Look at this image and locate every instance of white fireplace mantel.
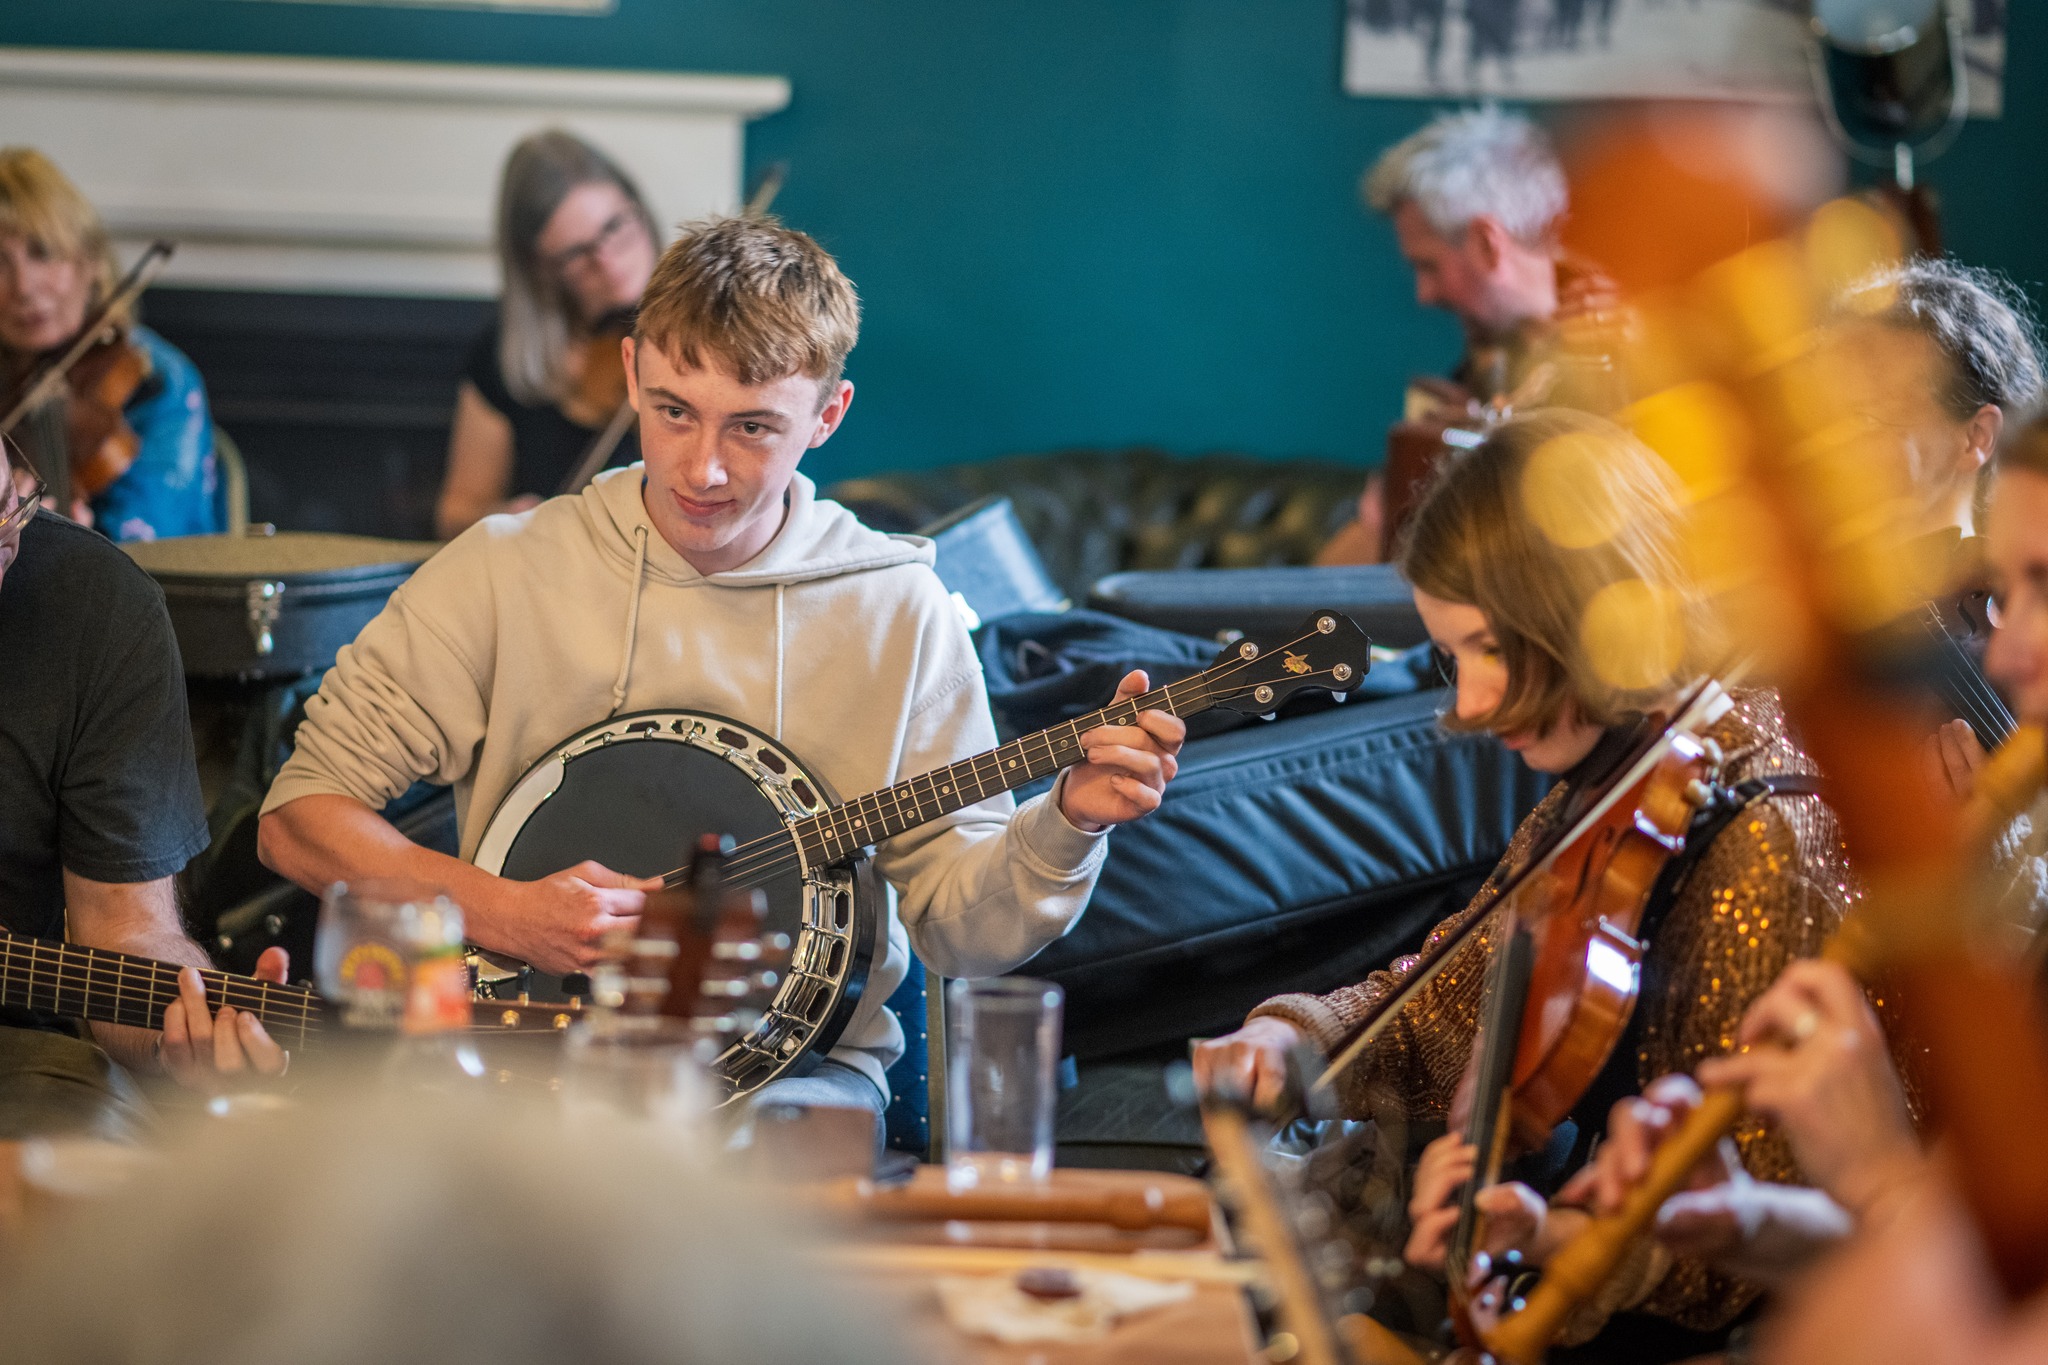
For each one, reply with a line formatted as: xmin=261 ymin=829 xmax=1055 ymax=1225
xmin=0 ymin=47 xmax=792 ymax=296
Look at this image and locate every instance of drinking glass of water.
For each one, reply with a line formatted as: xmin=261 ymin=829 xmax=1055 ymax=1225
xmin=945 ymin=977 xmax=1063 ymax=1190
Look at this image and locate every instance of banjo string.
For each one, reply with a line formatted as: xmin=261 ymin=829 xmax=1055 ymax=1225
xmin=672 ymin=629 xmax=1346 ymax=893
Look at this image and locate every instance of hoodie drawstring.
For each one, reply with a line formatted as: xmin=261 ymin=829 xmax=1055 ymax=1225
xmin=773 ymin=582 xmax=786 ymax=740
xmin=609 ymin=523 xmax=649 ymax=716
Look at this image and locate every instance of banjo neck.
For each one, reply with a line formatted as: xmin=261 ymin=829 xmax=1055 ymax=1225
xmin=659 ymin=672 xmax=1215 ymax=894
xmin=0 ymin=932 xmax=324 ymax=1051
xmin=655 ymin=610 xmax=1373 ymax=895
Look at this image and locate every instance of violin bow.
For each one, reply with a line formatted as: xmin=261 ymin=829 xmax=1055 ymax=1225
xmin=0 ymin=240 xmax=174 ymax=441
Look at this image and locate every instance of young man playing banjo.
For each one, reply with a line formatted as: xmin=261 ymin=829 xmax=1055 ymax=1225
xmin=258 ymin=216 xmax=1185 ymax=1130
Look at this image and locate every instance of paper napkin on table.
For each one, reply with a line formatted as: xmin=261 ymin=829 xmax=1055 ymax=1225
xmin=935 ymin=1268 xmax=1194 ymax=1344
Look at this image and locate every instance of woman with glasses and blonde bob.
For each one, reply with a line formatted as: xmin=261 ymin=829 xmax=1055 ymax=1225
xmin=1194 ymin=408 xmax=1887 ymax=1355
xmin=436 ymin=130 xmax=661 ymax=539
xmin=0 ymin=148 xmax=220 ymax=541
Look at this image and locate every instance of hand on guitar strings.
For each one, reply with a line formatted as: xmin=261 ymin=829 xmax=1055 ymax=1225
xmin=1057 ymin=670 xmax=1187 ymax=833
xmin=494 ymin=859 xmax=662 ymax=977
xmin=1924 ymin=717 xmax=1989 ymax=805
xmin=159 ymin=946 xmax=292 ymax=1092
xmin=1403 ymin=1133 xmax=1555 ymax=1273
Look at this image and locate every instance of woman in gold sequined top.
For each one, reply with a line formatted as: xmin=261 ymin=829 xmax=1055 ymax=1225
xmin=1192 ymin=408 xmax=1862 ymax=1341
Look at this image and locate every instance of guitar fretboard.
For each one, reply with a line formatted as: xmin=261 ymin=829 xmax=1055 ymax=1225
xmin=0 ymin=934 xmax=322 ymax=1051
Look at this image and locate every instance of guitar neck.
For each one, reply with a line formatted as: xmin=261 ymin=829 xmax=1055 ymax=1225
xmin=0 ymin=934 xmax=323 ymax=1051
xmin=682 ymin=671 xmax=1219 ymax=893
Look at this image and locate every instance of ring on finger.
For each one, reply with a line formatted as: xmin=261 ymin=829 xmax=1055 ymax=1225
xmin=1790 ymin=1009 xmax=1820 ymax=1043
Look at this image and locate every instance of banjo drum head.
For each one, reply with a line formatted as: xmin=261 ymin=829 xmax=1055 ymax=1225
xmin=472 ymin=710 xmax=875 ymax=1099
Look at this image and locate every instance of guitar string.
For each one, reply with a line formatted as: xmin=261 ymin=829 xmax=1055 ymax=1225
xmin=1923 ymin=602 xmax=2016 ymax=747
xmin=1926 ymin=603 xmax=2010 ymax=740
xmin=0 ymin=955 xmax=320 ymax=1029
xmin=0 ymin=940 xmax=315 ymax=1019
xmin=689 ymin=643 xmax=1337 ymax=891
xmin=701 ymin=656 xmax=1358 ymax=892
xmin=0 ymin=939 xmax=320 ymax=1032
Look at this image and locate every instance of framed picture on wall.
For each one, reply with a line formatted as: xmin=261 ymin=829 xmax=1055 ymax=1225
xmin=1341 ymin=0 xmax=2004 ymax=117
xmin=240 ymin=0 xmax=616 ymax=13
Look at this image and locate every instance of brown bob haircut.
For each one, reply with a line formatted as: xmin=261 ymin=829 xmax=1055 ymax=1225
xmin=1398 ymin=407 xmax=1717 ymax=737
xmin=0 ymin=148 xmax=125 ymax=332
xmin=634 ymin=215 xmax=860 ymax=399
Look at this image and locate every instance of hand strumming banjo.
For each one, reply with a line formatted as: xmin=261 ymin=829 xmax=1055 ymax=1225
xmin=470 ymin=610 xmax=1375 ymax=1101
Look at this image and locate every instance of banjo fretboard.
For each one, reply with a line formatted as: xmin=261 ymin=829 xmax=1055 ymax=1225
xmin=660 ymin=667 xmax=1234 ymax=893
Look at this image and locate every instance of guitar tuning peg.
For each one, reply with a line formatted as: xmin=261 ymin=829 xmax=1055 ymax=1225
xmin=1684 ymin=778 xmax=1716 ymax=808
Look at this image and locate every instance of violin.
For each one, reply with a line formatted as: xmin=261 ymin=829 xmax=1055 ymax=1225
xmin=1309 ymin=684 xmax=1733 ymax=1117
xmin=0 ymin=240 xmax=174 ymax=512
xmin=555 ymin=305 xmax=637 ymax=497
xmin=1432 ymin=689 xmax=1729 ymax=1344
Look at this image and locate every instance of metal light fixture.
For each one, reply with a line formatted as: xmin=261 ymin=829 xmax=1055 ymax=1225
xmin=1809 ymin=0 xmax=1970 ymax=191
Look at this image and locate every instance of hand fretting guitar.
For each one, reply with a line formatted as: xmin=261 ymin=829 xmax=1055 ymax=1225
xmin=0 ymin=934 xmax=330 ymax=1051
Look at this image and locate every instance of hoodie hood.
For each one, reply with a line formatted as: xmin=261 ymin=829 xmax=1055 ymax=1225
xmin=580 ymin=465 xmax=932 ymax=588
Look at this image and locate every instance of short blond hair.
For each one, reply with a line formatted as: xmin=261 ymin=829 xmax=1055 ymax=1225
xmin=1399 ymin=408 xmax=1717 ymax=737
xmin=635 ymin=216 xmax=860 ymax=397
xmin=0 ymin=147 xmax=124 ymax=330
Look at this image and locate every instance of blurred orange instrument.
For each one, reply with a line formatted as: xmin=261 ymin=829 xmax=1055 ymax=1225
xmin=1465 ymin=109 xmax=2048 ymax=1365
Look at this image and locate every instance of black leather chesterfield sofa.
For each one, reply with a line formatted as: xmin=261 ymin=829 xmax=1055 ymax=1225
xmin=826 ymin=446 xmax=1369 ymax=602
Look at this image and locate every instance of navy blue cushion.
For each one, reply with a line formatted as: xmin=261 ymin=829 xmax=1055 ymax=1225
xmin=882 ymin=954 xmax=933 ymax=1156
xmin=1021 ymin=689 xmax=1550 ymax=1059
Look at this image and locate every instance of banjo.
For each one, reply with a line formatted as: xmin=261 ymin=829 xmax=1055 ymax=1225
xmin=470 ymin=610 xmax=1375 ymax=1100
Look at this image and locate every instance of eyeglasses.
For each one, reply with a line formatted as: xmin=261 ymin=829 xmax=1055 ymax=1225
xmin=545 ymin=210 xmax=642 ymax=278
xmin=0 ymin=436 xmax=46 ymax=543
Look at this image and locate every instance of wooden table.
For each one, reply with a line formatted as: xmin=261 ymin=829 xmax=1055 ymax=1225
xmin=814 ymin=1168 xmax=1263 ymax=1365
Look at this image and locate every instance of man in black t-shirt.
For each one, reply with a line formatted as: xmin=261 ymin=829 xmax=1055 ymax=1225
xmin=0 ymin=440 xmax=287 ymax=1137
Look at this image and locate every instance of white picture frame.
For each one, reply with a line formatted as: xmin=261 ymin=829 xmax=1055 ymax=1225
xmin=1341 ymin=0 xmax=2004 ymax=118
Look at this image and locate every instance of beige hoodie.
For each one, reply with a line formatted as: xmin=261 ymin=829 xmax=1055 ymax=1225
xmin=263 ymin=466 xmax=1108 ymax=1094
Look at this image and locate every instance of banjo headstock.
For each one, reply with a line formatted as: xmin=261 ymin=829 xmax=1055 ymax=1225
xmin=1199 ymin=611 xmax=1375 ymax=716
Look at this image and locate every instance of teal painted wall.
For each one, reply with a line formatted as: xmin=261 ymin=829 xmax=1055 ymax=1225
xmin=2 ymin=2 xmax=2041 ymax=485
